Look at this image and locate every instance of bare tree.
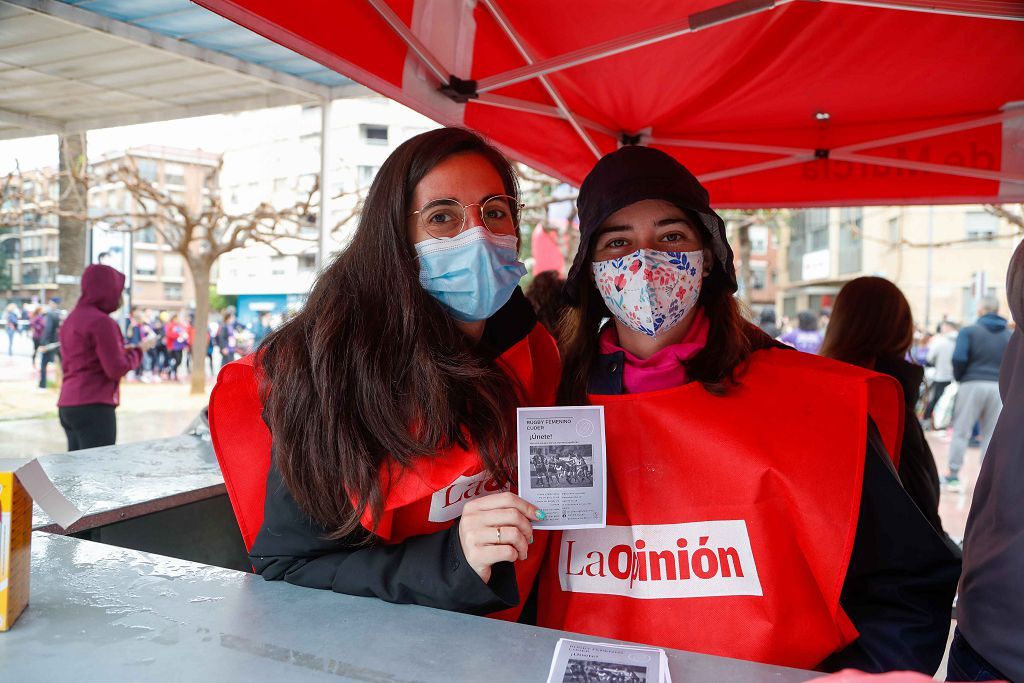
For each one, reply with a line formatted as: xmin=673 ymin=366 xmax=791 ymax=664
xmin=984 ymin=203 xmax=1024 ymax=233
xmin=3 ymin=156 xmax=362 ymax=395
xmin=517 ymin=164 xmax=578 ymax=270
xmin=719 ymin=209 xmax=788 ymax=309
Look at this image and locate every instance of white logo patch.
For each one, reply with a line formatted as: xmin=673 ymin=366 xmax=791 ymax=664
xmin=559 ymin=520 xmax=762 ymax=599
xmin=427 ymin=471 xmax=509 ymax=523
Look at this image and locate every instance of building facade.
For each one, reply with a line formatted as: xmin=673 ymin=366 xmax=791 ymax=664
xmin=1 ymin=169 xmax=61 ymax=303
xmin=2 ymin=146 xmax=218 ymax=312
xmin=90 ymin=145 xmax=219 ymax=312
xmin=778 ymin=205 xmax=1018 ymax=329
xmin=215 ymin=97 xmax=437 ymax=326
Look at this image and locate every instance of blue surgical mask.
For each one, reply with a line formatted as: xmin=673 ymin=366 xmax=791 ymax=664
xmin=415 ymin=226 xmax=526 ymax=322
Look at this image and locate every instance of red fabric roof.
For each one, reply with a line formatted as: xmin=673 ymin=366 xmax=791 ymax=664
xmin=196 ymin=0 xmax=1024 ymax=207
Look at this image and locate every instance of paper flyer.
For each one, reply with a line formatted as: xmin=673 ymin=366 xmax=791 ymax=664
xmin=545 ymin=638 xmax=671 ymax=683
xmin=517 ymin=406 xmax=606 ymax=530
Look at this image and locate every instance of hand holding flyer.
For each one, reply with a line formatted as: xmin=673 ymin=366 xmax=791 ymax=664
xmin=517 ymin=406 xmax=606 ymax=530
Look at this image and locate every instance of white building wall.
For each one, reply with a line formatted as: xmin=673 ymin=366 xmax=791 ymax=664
xmin=216 ymin=97 xmax=437 ymax=300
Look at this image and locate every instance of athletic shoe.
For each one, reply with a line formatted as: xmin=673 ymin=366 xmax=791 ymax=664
xmin=942 ymin=474 xmax=964 ymax=492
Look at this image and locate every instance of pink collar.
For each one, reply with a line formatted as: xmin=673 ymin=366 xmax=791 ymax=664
xmin=598 ymin=309 xmax=710 ymax=394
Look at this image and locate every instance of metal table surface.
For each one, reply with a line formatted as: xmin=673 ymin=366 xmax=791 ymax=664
xmin=30 ymin=434 xmax=223 ymax=534
xmin=2 ymin=533 xmax=819 ymax=682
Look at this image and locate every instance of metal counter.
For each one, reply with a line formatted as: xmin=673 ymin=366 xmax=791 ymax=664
xmin=29 ymin=434 xmax=249 ymax=571
xmin=3 ymin=533 xmax=819 ymax=682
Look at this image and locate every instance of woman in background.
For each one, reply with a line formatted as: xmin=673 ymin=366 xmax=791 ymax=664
xmin=821 ymin=276 xmax=944 ymax=533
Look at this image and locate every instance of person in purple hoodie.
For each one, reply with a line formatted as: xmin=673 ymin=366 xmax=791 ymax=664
xmin=57 ymin=264 xmax=156 ymax=451
xmin=779 ymin=309 xmax=825 ymax=354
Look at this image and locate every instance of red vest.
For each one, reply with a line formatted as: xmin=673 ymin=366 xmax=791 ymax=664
xmin=537 ymin=348 xmax=903 ymax=669
xmin=209 ymin=323 xmax=560 ymax=621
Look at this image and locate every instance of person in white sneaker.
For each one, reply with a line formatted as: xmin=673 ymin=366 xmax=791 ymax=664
xmin=944 ymin=297 xmax=1011 ymax=489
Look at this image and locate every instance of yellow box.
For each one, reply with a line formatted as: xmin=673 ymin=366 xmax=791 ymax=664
xmin=0 ymin=468 xmax=32 ymax=632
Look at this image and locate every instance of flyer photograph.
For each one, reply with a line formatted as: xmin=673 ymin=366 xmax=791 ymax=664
xmin=517 ymin=406 xmax=606 ymax=530
xmin=545 ymin=638 xmax=671 ymax=683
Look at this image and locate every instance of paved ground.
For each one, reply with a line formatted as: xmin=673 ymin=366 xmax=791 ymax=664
xmin=0 ymin=332 xmax=212 ymax=459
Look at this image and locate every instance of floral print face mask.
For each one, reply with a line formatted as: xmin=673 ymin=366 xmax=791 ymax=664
xmin=591 ymin=249 xmax=703 ymax=337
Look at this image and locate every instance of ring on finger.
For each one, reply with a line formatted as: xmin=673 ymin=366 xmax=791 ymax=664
xmin=496 ymin=527 xmax=502 ymax=544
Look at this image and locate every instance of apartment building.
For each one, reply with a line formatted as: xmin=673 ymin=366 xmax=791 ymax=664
xmin=215 ymin=97 xmax=437 ymax=326
xmin=778 ymin=205 xmax=1018 ymax=329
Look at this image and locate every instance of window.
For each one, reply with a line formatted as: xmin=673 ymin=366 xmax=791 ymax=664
xmin=750 ymin=263 xmax=767 ymax=290
xmin=271 ymin=255 xmax=287 ymax=276
xmin=298 ymin=252 xmax=317 ymax=273
xmin=838 ymin=207 xmax=863 ymax=275
xmin=21 ymin=236 xmax=41 ymax=258
xmin=164 ymin=163 xmax=186 ymax=187
xmin=137 ymin=224 xmax=158 ymax=244
xmin=808 ymin=209 xmax=830 ymax=251
xmin=749 ymin=226 xmax=768 ymax=255
xmin=163 ymin=254 xmax=183 ymax=278
xmin=357 ymin=165 xmax=380 ymax=188
xmin=360 ymin=124 xmax=389 ymax=145
xmin=164 ymin=283 xmax=183 ymax=300
xmin=137 ymin=159 xmax=158 ymax=182
xmin=965 ymin=211 xmax=998 ymax=241
xmin=135 ymin=253 xmax=157 ymax=277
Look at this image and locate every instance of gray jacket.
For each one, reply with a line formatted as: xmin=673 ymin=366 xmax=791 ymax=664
xmin=957 ymin=242 xmax=1024 ymax=681
xmin=952 ymin=313 xmax=1011 ymax=383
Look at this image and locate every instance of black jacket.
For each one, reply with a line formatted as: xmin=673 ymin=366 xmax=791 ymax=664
xmin=249 ymin=289 xmax=537 ymax=616
xmin=872 ymin=355 xmax=944 ymax=534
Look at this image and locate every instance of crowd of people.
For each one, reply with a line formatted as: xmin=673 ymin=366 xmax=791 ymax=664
xmin=3 ymin=299 xmax=279 ymax=386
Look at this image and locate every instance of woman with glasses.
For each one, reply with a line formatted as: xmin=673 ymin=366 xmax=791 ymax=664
xmin=536 ymin=145 xmax=960 ymax=672
xmin=209 ymin=128 xmax=558 ymax=618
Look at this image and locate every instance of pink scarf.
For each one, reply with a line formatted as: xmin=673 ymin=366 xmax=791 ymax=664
xmin=598 ymin=309 xmax=710 ymax=394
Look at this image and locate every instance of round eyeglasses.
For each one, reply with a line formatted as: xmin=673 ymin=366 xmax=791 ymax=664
xmin=409 ymin=194 xmax=523 ymax=239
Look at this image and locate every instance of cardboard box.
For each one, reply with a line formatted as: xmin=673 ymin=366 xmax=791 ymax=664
xmin=0 ymin=468 xmax=31 ymax=631
xmin=0 ymin=459 xmax=84 ymax=632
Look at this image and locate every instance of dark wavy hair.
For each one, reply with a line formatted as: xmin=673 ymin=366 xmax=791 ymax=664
xmin=258 ymin=128 xmax=523 ymax=539
xmin=820 ymin=276 xmax=914 ymax=368
xmin=524 ymin=270 xmax=568 ymax=338
xmin=557 ymin=213 xmax=773 ymax=405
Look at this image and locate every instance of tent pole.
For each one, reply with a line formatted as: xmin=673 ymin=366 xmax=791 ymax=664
xmin=698 ymin=154 xmax=815 ymax=182
xmin=648 ymin=136 xmax=811 ymax=157
xmin=479 ymin=0 xmax=602 ymax=158
xmin=925 ymin=206 xmax=934 ymax=331
xmin=476 ymin=0 xmax=778 ymax=94
xmin=833 ymin=109 xmax=1024 ymax=155
xmin=475 ymin=93 xmax=617 ymax=137
xmin=365 ymin=0 xmax=450 ymax=85
xmin=318 ymin=97 xmax=333 ymax=270
xmin=819 ymin=0 xmax=1024 ymax=22
xmin=830 ymin=152 xmax=1024 ymax=185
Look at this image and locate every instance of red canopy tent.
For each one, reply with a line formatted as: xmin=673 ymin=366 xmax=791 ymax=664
xmin=195 ymin=0 xmax=1024 ymax=207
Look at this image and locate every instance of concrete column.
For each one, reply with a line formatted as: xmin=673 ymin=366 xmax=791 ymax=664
xmin=57 ymin=133 xmax=88 ymax=305
xmin=317 ymin=98 xmax=333 ymax=270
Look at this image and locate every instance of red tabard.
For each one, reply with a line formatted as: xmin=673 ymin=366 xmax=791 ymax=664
xmin=536 ymin=348 xmax=903 ymax=669
xmin=209 ymin=322 xmax=561 ymax=622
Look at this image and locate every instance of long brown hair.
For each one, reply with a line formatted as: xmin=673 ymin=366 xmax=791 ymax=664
xmin=259 ymin=128 xmax=523 ymax=539
xmin=557 ymin=220 xmax=773 ymax=405
xmin=820 ymin=276 xmax=914 ymax=368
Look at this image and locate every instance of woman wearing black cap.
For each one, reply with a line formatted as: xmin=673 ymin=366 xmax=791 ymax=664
xmin=537 ymin=146 xmax=960 ymax=673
